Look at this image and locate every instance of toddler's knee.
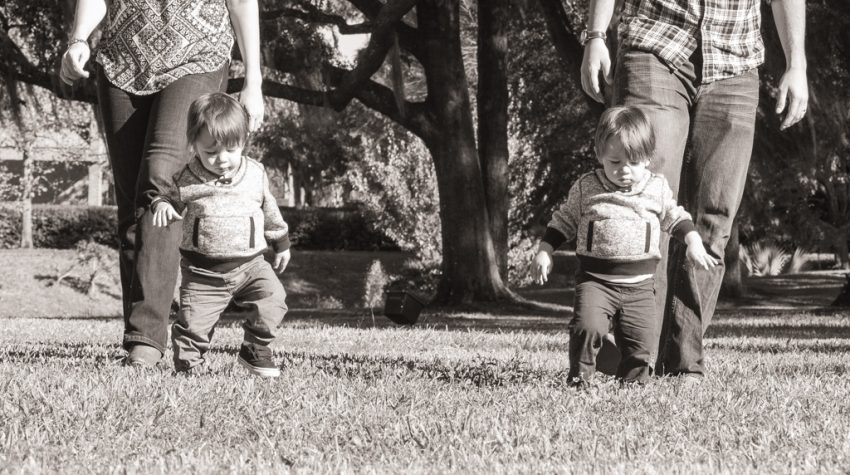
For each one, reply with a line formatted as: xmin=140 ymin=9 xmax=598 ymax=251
xmin=571 ymin=316 xmax=609 ymax=340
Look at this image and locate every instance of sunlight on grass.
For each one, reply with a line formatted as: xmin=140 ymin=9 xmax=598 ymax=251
xmin=1 ymin=313 xmax=850 ymax=472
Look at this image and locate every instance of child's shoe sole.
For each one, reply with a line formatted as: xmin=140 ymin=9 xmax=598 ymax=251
xmin=238 ymin=357 xmax=280 ymax=378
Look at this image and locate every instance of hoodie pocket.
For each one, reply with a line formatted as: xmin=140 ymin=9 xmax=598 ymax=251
xmin=195 ymin=216 xmax=255 ymax=255
xmin=584 ymin=219 xmax=651 ymax=257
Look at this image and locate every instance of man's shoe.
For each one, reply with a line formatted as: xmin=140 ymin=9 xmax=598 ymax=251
xmin=237 ymin=343 xmax=280 ymax=378
xmin=125 ymin=344 xmax=162 ymax=367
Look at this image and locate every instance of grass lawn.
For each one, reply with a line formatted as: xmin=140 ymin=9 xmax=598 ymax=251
xmin=2 ymin=249 xmax=849 ymax=472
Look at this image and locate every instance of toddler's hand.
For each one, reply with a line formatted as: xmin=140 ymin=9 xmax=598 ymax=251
xmin=532 ymin=250 xmax=553 ymax=285
xmin=273 ymin=249 xmax=291 ymax=274
xmin=685 ymin=232 xmax=720 ymax=270
xmin=152 ymin=201 xmax=182 ymax=227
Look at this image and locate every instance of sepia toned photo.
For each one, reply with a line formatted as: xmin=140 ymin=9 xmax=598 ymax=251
xmin=1 ymin=0 xmax=847 ymax=472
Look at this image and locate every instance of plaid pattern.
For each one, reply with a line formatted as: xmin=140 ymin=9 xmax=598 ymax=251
xmin=617 ymin=0 xmax=765 ymax=83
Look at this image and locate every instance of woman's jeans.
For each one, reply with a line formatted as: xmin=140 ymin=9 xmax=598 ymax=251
xmin=613 ymin=49 xmax=760 ymax=376
xmin=97 ymin=65 xmax=228 ymax=354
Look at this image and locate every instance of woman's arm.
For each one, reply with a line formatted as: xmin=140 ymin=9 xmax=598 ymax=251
xmin=60 ymin=0 xmax=107 ymax=84
xmin=227 ymin=0 xmax=265 ymax=132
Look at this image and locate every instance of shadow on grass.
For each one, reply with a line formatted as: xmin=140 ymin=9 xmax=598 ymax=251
xmin=707 ymin=340 xmax=850 ymax=354
xmin=708 ymin=323 xmax=850 ymax=340
xmin=33 ymin=274 xmax=122 ymax=300
xmin=213 ymin=308 xmax=573 ymax=334
xmin=0 ymin=340 xmax=575 ymax=388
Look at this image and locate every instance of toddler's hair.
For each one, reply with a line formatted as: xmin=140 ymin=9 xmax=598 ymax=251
xmin=186 ymin=92 xmax=249 ymax=148
xmin=595 ymin=106 xmax=656 ymax=163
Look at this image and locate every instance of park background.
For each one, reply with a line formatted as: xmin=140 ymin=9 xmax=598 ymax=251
xmin=1 ymin=0 xmax=850 ymax=472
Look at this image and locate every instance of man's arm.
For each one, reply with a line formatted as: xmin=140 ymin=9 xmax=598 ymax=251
xmin=771 ymin=0 xmax=808 ymax=130
xmin=581 ymin=0 xmax=618 ymax=103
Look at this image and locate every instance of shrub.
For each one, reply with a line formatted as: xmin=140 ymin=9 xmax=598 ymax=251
xmin=0 ymin=203 xmax=118 ymax=249
xmin=53 ymin=240 xmax=119 ymax=296
xmin=282 ymin=205 xmax=398 ymax=251
xmin=0 ymin=203 xmax=396 ymax=251
xmin=739 ymin=241 xmax=821 ymax=276
xmin=344 ymin=128 xmax=442 ymax=268
xmin=362 ymin=260 xmax=390 ymax=310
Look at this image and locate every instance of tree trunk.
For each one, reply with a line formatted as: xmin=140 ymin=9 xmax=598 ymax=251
xmin=720 ymin=219 xmax=744 ymax=298
xmin=20 ymin=143 xmax=34 ymax=249
xmin=420 ymin=0 xmax=513 ymax=304
xmin=477 ymin=0 xmax=511 ymax=280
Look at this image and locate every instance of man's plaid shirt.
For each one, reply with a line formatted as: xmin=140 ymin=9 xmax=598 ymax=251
xmin=617 ymin=0 xmax=765 ymax=83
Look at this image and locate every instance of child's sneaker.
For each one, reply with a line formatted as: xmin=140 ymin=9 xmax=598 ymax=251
xmin=237 ymin=343 xmax=280 ymax=378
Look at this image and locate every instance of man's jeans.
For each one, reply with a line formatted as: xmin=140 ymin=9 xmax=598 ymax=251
xmin=97 ymin=65 xmax=228 ymax=353
xmin=613 ymin=50 xmax=759 ymax=376
xmin=172 ymin=256 xmax=288 ymax=371
xmin=569 ymin=273 xmax=657 ymax=384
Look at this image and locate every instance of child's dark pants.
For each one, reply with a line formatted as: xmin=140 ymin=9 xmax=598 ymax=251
xmin=569 ymin=272 xmax=657 ymax=384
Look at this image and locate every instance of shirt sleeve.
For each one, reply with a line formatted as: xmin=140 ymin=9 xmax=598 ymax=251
xmin=150 ymin=169 xmax=187 ymax=213
xmin=261 ymin=168 xmax=291 ymax=252
xmin=542 ymin=181 xmax=581 ymax=249
xmin=659 ymin=176 xmax=695 ymax=242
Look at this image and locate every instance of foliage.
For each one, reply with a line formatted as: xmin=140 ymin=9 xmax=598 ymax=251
xmin=0 ymin=203 xmax=117 ymax=249
xmin=507 ymin=235 xmax=537 ymax=287
xmin=362 ymin=259 xmax=390 ymax=311
xmin=342 ymin=109 xmax=442 ymax=267
xmin=0 ymin=161 xmax=61 ymax=201
xmin=250 ymin=104 xmax=357 ymax=206
xmin=738 ymin=242 xmax=820 ymax=276
xmin=52 ymin=239 xmax=119 ymax=297
xmin=283 ymin=205 xmax=398 ymax=251
xmin=742 ymin=1 xmax=850 ymax=266
xmin=786 ymin=248 xmax=814 ymax=274
xmin=0 ymin=203 xmax=394 ymax=251
xmin=740 ymin=242 xmax=790 ymax=276
xmin=507 ymin=7 xmax=597 ymax=234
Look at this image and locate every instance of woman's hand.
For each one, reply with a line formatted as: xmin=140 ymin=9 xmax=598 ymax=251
xmin=60 ymin=42 xmax=91 ymax=85
xmin=240 ymin=85 xmax=265 ymax=132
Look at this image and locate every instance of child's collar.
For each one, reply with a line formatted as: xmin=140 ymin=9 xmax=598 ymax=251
xmin=594 ymin=169 xmax=652 ymax=194
xmin=188 ymin=156 xmax=247 ymax=186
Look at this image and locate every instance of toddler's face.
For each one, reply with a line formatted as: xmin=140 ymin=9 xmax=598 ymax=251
xmin=193 ymin=127 xmax=244 ymax=177
xmin=597 ymin=137 xmax=649 ymax=188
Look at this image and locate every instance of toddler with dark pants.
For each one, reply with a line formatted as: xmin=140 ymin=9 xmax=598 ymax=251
xmin=532 ymin=106 xmax=718 ymax=385
xmin=152 ymin=93 xmax=290 ymax=377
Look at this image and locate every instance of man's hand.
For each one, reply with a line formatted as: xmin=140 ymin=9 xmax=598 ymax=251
xmin=59 ymin=42 xmax=91 ymax=85
xmin=580 ymin=39 xmax=612 ymax=103
xmin=684 ymin=232 xmax=720 ymax=270
xmin=152 ymin=201 xmax=182 ymax=227
xmin=776 ymin=67 xmax=809 ymax=130
xmin=273 ymin=249 xmax=291 ymax=274
xmin=532 ymin=249 xmax=554 ymax=285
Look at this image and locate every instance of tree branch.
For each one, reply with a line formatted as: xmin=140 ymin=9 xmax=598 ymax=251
xmin=260 ymin=6 xmax=373 ymax=35
xmin=351 ymin=75 xmax=431 ymax=140
xmin=229 ymin=72 xmax=432 ymax=141
xmin=228 ymin=77 xmax=326 ymax=106
xmin=347 ymin=0 xmax=424 ymax=63
xmin=324 ymin=0 xmax=418 ymax=111
xmin=0 ymin=30 xmax=96 ymax=103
